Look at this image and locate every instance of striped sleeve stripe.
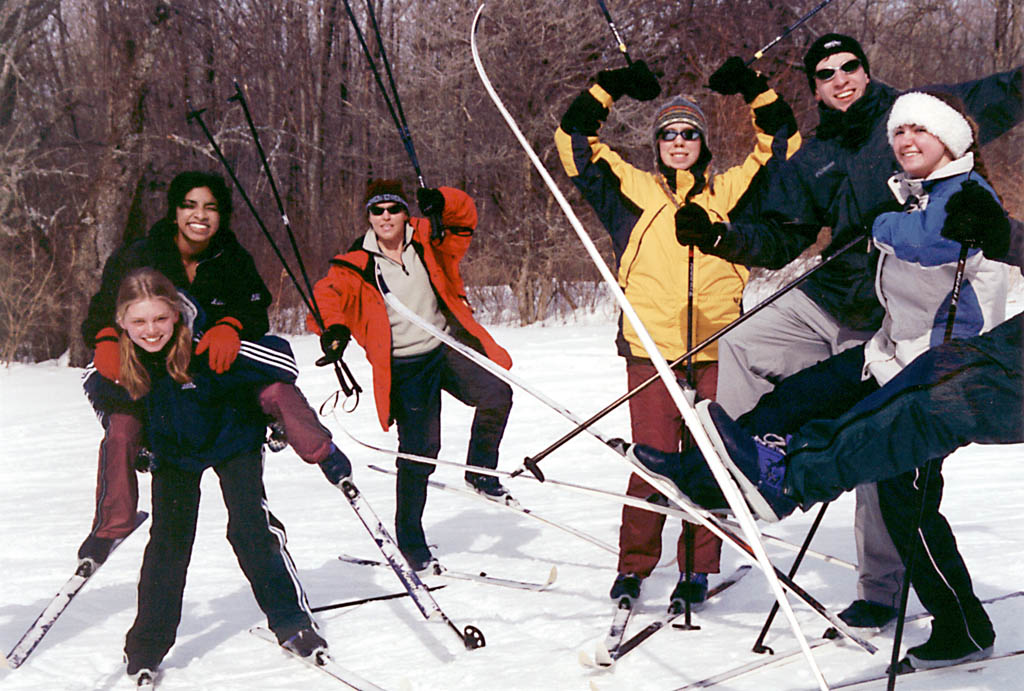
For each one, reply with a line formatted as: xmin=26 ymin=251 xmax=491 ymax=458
xmin=238 ymin=341 xmax=300 ymax=378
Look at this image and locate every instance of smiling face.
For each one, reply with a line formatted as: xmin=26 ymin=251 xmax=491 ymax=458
xmin=175 ymin=186 xmax=220 ymax=252
xmin=891 ymin=124 xmax=953 ymax=179
xmin=118 ymin=297 xmax=179 ymax=353
xmin=813 ymin=51 xmax=870 ymax=112
xmin=368 ymin=203 xmax=409 ymax=251
xmin=658 ymin=124 xmax=703 ymax=171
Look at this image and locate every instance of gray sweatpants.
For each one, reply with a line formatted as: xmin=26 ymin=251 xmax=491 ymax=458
xmin=717 ymin=288 xmax=904 ymax=607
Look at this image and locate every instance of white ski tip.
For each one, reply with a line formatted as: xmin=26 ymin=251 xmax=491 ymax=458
xmin=545 ymin=565 xmax=558 ymax=588
xmin=1 ymin=654 xmax=9 ymax=669
xmin=593 ymin=643 xmax=615 ymax=667
xmin=578 ymin=648 xmax=597 ymax=668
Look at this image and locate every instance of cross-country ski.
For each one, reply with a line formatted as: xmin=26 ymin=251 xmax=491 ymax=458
xmin=580 ymin=565 xmax=752 ymax=669
xmin=337 ymin=552 xmax=558 ymax=592
xmin=5 ymin=511 xmax=148 ymax=669
xmin=250 ymin=626 xmax=390 ymax=690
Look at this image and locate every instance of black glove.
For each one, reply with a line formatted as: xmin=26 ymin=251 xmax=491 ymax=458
xmin=316 ymin=324 xmax=351 ymax=367
xmin=416 ymin=187 xmax=445 ymax=218
xmin=319 ymin=446 xmax=353 ymax=485
xmin=135 ymin=447 xmax=157 ymax=473
xmin=708 ymin=57 xmax=769 ymax=103
xmin=674 ymin=204 xmax=721 ymax=249
xmin=942 ymin=180 xmax=1011 ymax=259
xmin=596 ymin=60 xmax=661 ymax=102
xmin=560 ymin=91 xmax=610 ymax=135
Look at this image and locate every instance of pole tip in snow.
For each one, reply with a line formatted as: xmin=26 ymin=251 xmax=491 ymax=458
xmin=522 ymin=458 xmax=546 ymax=482
xmin=462 ymin=625 xmax=486 ymax=649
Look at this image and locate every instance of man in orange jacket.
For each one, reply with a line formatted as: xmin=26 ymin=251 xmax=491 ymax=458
xmin=309 ymin=179 xmax=514 ymax=571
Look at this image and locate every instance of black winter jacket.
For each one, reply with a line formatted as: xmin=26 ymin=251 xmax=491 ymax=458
xmin=711 ymin=67 xmax=1022 ymax=331
xmin=81 ymin=218 xmax=271 ymax=348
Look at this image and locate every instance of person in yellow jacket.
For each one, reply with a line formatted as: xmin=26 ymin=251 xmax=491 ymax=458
xmin=555 ymin=57 xmax=800 ymax=607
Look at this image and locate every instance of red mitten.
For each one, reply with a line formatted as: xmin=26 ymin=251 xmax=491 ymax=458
xmin=195 ymin=317 xmax=242 ymax=373
xmin=92 ymin=326 xmax=121 ymax=381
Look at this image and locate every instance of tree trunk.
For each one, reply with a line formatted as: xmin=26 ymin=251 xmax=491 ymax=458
xmin=67 ymin=3 xmax=174 ymax=367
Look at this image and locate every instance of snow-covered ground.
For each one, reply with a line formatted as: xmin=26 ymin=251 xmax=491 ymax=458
xmin=2 ymin=320 xmax=1022 ymax=690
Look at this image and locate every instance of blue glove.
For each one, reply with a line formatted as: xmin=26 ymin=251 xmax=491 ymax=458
xmin=319 ymin=445 xmax=352 ymax=484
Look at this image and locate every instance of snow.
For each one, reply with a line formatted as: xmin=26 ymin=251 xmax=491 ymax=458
xmin=2 ymin=323 xmax=1023 ymax=690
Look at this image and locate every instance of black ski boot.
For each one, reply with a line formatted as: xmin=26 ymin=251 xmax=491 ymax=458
xmin=670 ymin=572 xmax=709 ymax=610
xmin=837 ymin=599 xmax=898 ymax=628
xmin=904 ymin=619 xmax=995 ymax=670
xmin=281 ymin=627 xmax=329 ymax=660
xmin=609 ymin=572 xmax=642 ymax=602
xmin=465 ymin=472 xmax=519 ymax=507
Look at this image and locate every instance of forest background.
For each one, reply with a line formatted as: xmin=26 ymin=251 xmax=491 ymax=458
xmin=1 ymin=0 xmax=1021 ymax=365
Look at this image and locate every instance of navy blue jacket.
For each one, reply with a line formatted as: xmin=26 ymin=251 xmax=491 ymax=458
xmin=712 ymin=67 xmax=1022 ymax=330
xmin=85 ymin=336 xmax=298 ymax=473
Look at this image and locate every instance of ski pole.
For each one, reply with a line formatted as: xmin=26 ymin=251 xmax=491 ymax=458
xmin=513 ymin=233 xmax=866 ymax=480
xmin=227 ymin=82 xmax=362 ymax=398
xmin=747 ymin=0 xmax=838 ymax=66
xmin=751 ymin=502 xmax=830 ymax=654
xmin=311 ymin=585 xmax=447 ymax=613
xmin=594 ymin=0 xmax=632 ymax=66
xmin=341 ymin=0 xmax=445 ymax=242
xmin=886 ymin=237 xmax=971 ymax=689
xmin=186 ymin=102 xmax=360 ymax=398
xmin=677 ymin=244 xmax=698 ymax=630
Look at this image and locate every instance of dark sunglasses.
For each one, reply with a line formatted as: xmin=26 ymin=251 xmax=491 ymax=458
xmin=368 ymin=203 xmax=405 ymax=216
xmin=814 ymin=58 xmax=862 ymax=82
xmin=659 ymin=128 xmax=701 ymax=142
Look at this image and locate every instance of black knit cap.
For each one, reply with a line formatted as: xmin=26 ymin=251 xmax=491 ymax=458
xmin=803 ymin=33 xmax=869 ymax=91
xmin=363 ymin=178 xmax=409 ymax=213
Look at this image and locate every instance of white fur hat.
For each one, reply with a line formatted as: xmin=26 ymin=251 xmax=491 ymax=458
xmin=887 ymin=92 xmax=973 ymax=159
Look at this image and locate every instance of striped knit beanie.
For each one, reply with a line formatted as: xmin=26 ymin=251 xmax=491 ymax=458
xmin=652 ymin=95 xmax=709 ymax=144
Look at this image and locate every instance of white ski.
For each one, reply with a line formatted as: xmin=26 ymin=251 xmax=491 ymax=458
xmin=675 ymin=590 xmax=1024 ymax=689
xmin=470 ymin=7 xmax=826 ymax=687
xmin=825 ymin=648 xmax=1024 ymax=690
xmin=5 ymin=511 xmax=149 ymax=669
xmin=250 ymin=625 xmax=390 ymax=690
xmin=337 ymin=552 xmax=557 ymax=592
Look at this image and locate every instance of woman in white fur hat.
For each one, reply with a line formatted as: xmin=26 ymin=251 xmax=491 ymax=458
xmin=866 ymin=90 xmax=1011 ymax=387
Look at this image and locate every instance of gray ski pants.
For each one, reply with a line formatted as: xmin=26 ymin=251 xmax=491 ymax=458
xmin=717 ymin=288 xmax=903 ymax=607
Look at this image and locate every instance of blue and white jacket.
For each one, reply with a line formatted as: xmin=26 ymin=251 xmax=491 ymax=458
xmin=863 ymin=154 xmax=1011 ymax=386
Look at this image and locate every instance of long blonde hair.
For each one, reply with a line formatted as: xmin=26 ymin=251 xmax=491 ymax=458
xmin=115 ymin=268 xmax=193 ymax=400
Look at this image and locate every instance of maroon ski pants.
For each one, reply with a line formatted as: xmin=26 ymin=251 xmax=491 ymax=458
xmin=617 ymin=361 xmax=723 ymax=576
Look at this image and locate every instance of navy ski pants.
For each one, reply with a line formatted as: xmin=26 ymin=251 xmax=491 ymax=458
xmin=389 ymin=344 xmax=512 ymax=554
xmin=124 ymin=453 xmax=314 ymax=668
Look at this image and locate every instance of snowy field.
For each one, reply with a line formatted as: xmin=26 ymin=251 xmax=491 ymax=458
xmin=2 ymin=318 xmax=1023 ymax=691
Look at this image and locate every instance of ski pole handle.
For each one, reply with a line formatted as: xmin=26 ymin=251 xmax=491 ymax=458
xmin=595 ymin=0 xmax=632 ymax=65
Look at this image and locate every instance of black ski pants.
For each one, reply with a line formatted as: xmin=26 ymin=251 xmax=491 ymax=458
xmin=124 ymin=454 xmax=313 ymax=668
xmin=389 ymin=344 xmax=512 ymax=554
